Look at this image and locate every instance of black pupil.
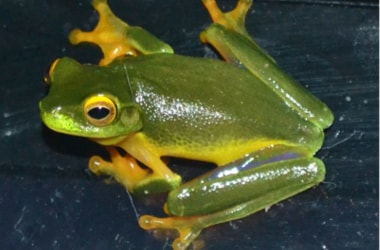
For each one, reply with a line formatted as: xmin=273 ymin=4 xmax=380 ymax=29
xmin=88 ymin=106 xmax=110 ymax=120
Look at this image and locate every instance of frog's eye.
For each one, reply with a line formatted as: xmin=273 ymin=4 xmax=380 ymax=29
xmin=44 ymin=59 xmax=60 ymax=84
xmin=84 ymin=95 xmax=117 ymax=126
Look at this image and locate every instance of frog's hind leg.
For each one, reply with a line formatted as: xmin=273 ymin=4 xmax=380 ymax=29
xmin=138 ymin=146 xmax=326 ymax=249
xmin=201 ymin=0 xmax=334 ymax=129
xmin=69 ymin=0 xmax=173 ymax=66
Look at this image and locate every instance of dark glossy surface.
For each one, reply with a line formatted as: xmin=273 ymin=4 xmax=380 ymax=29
xmin=0 ymin=1 xmax=378 ymax=249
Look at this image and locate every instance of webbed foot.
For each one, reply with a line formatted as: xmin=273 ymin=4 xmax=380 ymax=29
xmin=200 ymin=0 xmax=275 ymax=66
xmin=201 ymin=0 xmax=252 ymax=39
xmin=139 ymin=214 xmax=205 ymax=250
xmin=69 ymin=0 xmax=173 ymax=65
xmin=89 ymin=147 xmax=149 ymax=191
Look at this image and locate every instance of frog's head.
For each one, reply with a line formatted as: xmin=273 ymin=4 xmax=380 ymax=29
xmin=39 ymin=57 xmax=142 ymax=144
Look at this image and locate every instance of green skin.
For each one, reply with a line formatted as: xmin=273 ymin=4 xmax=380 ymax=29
xmin=39 ymin=22 xmax=333 ymax=223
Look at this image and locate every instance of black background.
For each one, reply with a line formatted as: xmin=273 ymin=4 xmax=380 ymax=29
xmin=0 ymin=0 xmax=378 ymax=249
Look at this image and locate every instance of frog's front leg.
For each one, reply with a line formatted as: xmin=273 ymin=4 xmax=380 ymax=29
xmin=138 ymin=147 xmax=325 ymax=250
xmin=201 ymin=0 xmax=333 ymax=129
xmin=89 ymin=147 xmax=149 ymax=192
xmin=90 ymin=133 xmax=182 ymax=195
xmin=117 ymin=132 xmax=182 ymax=195
xmin=69 ymin=0 xmax=173 ymax=65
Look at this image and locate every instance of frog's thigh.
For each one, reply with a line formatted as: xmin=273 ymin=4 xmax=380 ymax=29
xmin=139 ymin=157 xmax=325 ymax=250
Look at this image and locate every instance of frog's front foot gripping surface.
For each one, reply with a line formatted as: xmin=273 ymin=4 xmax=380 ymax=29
xmin=89 ymin=147 xmax=181 ymax=195
xmin=69 ymin=0 xmax=173 ymax=66
xmin=69 ymin=0 xmax=136 ymax=65
xmin=89 ymin=147 xmax=149 ymax=192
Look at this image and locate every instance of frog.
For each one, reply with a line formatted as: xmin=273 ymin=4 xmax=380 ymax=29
xmin=39 ymin=0 xmax=334 ymax=249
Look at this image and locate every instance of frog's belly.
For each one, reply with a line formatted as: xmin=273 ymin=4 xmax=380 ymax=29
xmin=157 ymin=138 xmax=287 ymax=166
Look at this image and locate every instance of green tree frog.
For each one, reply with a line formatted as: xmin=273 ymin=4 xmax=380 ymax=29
xmin=39 ymin=0 xmax=334 ymax=249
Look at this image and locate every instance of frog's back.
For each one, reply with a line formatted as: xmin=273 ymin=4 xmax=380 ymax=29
xmin=117 ymin=54 xmax=323 ymax=164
